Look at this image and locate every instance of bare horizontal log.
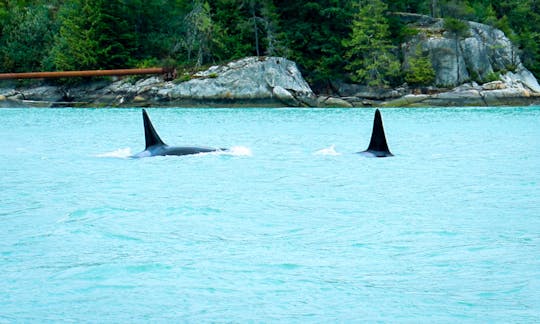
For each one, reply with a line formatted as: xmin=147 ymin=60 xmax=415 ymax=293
xmin=0 ymin=68 xmax=176 ymax=80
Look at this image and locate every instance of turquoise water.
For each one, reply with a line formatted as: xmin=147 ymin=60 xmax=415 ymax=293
xmin=1 ymin=107 xmax=539 ymax=322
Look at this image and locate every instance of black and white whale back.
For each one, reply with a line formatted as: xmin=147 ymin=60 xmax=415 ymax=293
xmin=132 ymin=109 xmax=224 ymax=158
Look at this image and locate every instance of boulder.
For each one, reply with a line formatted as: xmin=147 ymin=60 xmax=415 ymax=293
xmin=18 ymin=85 xmax=63 ymax=102
xmin=482 ymin=88 xmax=532 ymax=106
xmin=383 ymin=94 xmax=430 ymax=107
xmin=0 ymin=98 xmax=28 ymax=108
xmin=16 ymin=56 xmax=316 ymax=107
xmin=501 ymin=68 xmax=540 ymax=93
xmin=133 ymin=95 xmax=146 ymax=102
xmin=482 ymin=81 xmax=506 ymax=90
xmin=331 ymin=81 xmax=408 ymax=99
xmin=153 ymin=57 xmax=315 ymax=106
xmin=429 ymin=89 xmax=485 ymax=106
xmin=272 ymin=86 xmax=298 ymax=106
xmin=319 ymin=96 xmax=354 ymax=108
xmin=0 ymin=88 xmax=16 ymax=97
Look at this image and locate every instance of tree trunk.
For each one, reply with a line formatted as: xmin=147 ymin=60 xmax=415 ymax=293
xmin=431 ymin=0 xmax=438 ymax=18
xmin=251 ymin=1 xmax=260 ymax=57
xmin=455 ymin=37 xmax=460 ymax=83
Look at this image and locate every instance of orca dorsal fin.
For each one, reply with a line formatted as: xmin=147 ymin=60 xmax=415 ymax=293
xmin=364 ymin=109 xmax=393 ymax=156
xmin=142 ymin=109 xmax=165 ymax=149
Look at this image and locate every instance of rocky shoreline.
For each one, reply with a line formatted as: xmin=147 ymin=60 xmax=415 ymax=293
xmin=322 ymin=69 xmax=540 ymax=108
xmin=3 ymin=15 xmax=540 ymax=108
xmin=1 ymin=56 xmax=540 ymax=108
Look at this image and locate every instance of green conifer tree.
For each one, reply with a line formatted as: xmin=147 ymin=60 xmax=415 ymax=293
xmin=405 ymin=46 xmax=436 ymax=86
xmin=494 ymin=0 xmax=540 ymax=76
xmin=0 ymin=5 xmax=56 ymax=72
xmin=275 ymin=0 xmax=353 ymax=87
xmin=184 ymin=1 xmax=219 ymax=67
xmin=50 ymin=0 xmax=133 ymax=71
xmin=343 ymin=0 xmax=401 ymax=87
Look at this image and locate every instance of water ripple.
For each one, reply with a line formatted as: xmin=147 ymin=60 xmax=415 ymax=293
xmin=0 ymin=107 xmax=539 ymax=322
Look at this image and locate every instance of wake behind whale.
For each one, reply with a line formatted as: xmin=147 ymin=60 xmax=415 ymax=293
xmin=107 ymin=108 xmax=392 ymax=159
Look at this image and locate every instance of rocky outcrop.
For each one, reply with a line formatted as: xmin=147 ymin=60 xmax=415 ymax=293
xmin=382 ymin=80 xmax=540 ymax=107
xmin=107 ymin=56 xmax=315 ymax=107
xmin=327 ymin=14 xmax=540 ymax=107
xmin=316 ymin=15 xmax=540 ymax=107
xmin=0 ymin=57 xmax=316 ymax=107
xmin=401 ymin=14 xmax=536 ymax=89
xmin=177 ymin=57 xmax=313 ymax=101
xmin=330 ymin=81 xmax=410 ymax=101
xmin=1 ymin=27 xmax=539 ymax=108
xmin=391 ymin=15 xmax=540 ymax=107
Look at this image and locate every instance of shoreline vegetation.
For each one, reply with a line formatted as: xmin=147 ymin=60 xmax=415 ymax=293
xmin=1 ymin=56 xmax=539 ymax=108
xmin=1 ymin=1 xmax=540 ymax=108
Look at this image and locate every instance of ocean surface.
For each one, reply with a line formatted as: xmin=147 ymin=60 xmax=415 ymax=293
xmin=1 ymin=107 xmax=539 ymax=322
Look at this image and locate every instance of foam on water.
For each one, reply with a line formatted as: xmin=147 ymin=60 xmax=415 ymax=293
xmin=95 ymin=147 xmax=133 ymax=158
xmin=97 ymin=146 xmax=252 ymax=158
xmin=314 ymin=144 xmax=341 ymax=156
xmin=219 ymin=145 xmax=252 ymax=156
xmin=1 ymin=107 xmax=539 ymax=322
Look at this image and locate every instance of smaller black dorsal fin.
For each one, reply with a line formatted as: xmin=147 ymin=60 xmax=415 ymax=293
xmin=365 ymin=108 xmax=393 ymax=156
xmin=142 ymin=109 xmax=165 ymax=149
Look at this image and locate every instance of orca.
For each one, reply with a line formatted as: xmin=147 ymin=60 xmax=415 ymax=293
xmin=132 ymin=109 xmax=226 ymax=158
xmin=359 ymin=108 xmax=393 ymax=157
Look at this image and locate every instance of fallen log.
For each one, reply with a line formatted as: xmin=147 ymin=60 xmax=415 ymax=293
xmin=0 ymin=67 xmax=176 ymax=81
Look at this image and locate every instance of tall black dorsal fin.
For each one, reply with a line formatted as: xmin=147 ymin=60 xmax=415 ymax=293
xmin=142 ymin=109 xmax=165 ymax=149
xmin=364 ymin=108 xmax=393 ymax=156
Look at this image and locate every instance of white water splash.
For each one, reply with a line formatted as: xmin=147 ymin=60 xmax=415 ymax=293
xmin=314 ymin=145 xmax=340 ymax=156
xmin=96 ymin=146 xmax=252 ymax=158
xmin=212 ymin=146 xmax=252 ymax=157
xmin=96 ymin=148 xmax=133 ymax=158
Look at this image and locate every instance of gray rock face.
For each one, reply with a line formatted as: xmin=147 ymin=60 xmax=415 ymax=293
xmin=382 ymin=81 xmax=540 ymax=107
xmin=124 ymin=56 xmax=315 ymax=106
xmin=403 ymin=18 xmax=523 ymax=87
xmin=2 ymin=28 xmax=538 ymax=108
xmin=0 ymin=57 xmax=315 ymax=107
xmin=425 ymin=37 xmax=470 ymax=86
xmin=272 ymin=86 xmax=298 ymax=106
xmin=16 ymin=85 xmax=64 ymax=101
xmin=331 ymin=81 xmax=408 ymax=99
xmin=91 ymin=56 xmax=316 ymax=106
xmin=501 ymin=69 xmax=540 ymax=93
xmin=481 ymin=80 xmax=505 ymax=90
xmin=318 ymin=96 xmax=354 ymax=108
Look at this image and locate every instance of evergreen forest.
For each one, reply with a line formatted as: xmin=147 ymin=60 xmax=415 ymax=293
xmin=1 ymin=0 xmax=539 ymax=90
